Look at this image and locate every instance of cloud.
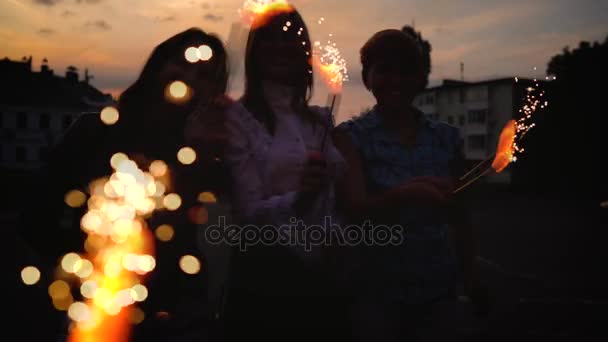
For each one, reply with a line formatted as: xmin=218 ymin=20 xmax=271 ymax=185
xmin=37 ymin=28 xmax=55 ymax=36
xmin=201 ymin=2 xmax=210 ymax=10
xmin=32 ymin=0 xmax=61 ymax=5
xmin=84 ymin=20 xmax=111 ymax=31
xmin=154 ymin=15 xmax=176 ymax=22
xmin=203 ymin=13 xmax=223 ymax=22
xmin=75 ymin=0 xmax=103 ymax=4
xmin=61 ymin=10 xmax=76 ymax=17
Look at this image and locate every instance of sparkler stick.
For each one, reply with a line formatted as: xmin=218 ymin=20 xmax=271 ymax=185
xmin=459 ymin=153 xmax=496 ymax=181
xmin=453 ymin=167 xmax=494 ymax=194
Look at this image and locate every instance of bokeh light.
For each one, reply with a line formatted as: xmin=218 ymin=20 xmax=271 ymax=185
xmin=110 ymin=152 xmax=128 ymax=170
xmin=179 ymin=255 xmax=201 ymax=275
xmin=80 ymin=280 xmax=98 ymax=299
xmin=131 ymin=284 xmax=148 ymax=302
xmin=155 ymin=224 xmax=175 ymax=242
xmin=168 ymin=81 xmax=188 ymax=99
xmin=198 ymin=44 xmax=213 ymax=61
xmin=197 ymin=192 xmax=217 ymax=204
xmin=177 ymin=147 xmax=197 ymax=165
xmin=49 ymin=280 xmax=71 ymax=300
xmin=130 ymin=308 xmax=145 ymax=325
xmin=163 ymin=193 xmax=182 ymax=211
xmin=68 ymin=302 xmax=91 ymax=322
xmin=149 ymin=160 xmax=168 ymax=178
xmin=21 ymin=266 xmax=41 ymax=285
xmin=61 ymin=253 xmax=81 ymax=273
xmin=184 ymin=46 xmax=201 ymax=63
xmin=100 ymin=106 xmax=119 ymax=125
xmin=65 ymin=190 xmax=87 ymax=208
xmin=74 ymin=259 xmax=94 ymax=278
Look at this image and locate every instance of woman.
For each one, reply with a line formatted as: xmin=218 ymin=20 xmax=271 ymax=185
xmin=333 ymin=28 xmax=482 ymax=341
xmin=18 ymin=27 xmax=231 ymax=341
xmin=223 ymin=5 xmax=347 ymax=341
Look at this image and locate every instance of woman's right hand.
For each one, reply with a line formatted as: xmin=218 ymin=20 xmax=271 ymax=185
xmin=294 ymin=152 xmax=329 ymax=215
xmin=394 ymin=176 xmax=454 ymax=207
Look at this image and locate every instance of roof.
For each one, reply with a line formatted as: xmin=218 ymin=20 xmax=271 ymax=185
xmin=423 ymin=77 xmax=544 ymax=92
xmin=0 ymin=57 xmax=113 ymax=109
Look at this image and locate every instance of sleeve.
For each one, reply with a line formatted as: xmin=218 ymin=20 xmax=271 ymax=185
xmin=224 ymin=103 xmax=299 ymax=225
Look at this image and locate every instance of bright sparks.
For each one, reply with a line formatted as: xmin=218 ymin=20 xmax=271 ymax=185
xmin=177 ymin=147 xmax=197 ymax=165
xmin=100 ymin=107 xmax=119 ymax=125
xmin=239 ymin=0 xmax=293 ymax=28
xmin=60 ymin=155 xmax=159 ymax=342
xmin=313 ymin=20 xmax=349 ymax=94
xmin=21 ymin=266 xmax=41 ymax=285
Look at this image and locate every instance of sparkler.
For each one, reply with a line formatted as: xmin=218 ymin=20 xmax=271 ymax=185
xmin=39 ymin=154 xmax=170 ymax=342
xmin=453 ymin=81 xmax=547 ymax=193
xmin=239 ymin=0 xmax=293 ymax=28
xmin=312 ymin=19 xmax=349 ymax=151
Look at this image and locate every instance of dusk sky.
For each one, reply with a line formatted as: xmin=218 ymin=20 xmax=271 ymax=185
xmin=2 ymin=0 xmax=607 ymax=122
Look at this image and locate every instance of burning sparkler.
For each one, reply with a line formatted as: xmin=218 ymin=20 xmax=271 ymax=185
xmin=40 ymin=154 xmax=169 ymax=342
xmin=454 ymin=81 xmax=547 ymax=193
xmin=239 ymin=0 xmax=293 ymax=28
xmin=312 ymin=18 xmax=349 ymax=151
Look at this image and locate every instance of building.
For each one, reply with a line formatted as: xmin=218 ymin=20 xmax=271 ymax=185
xmin=0 ymin=56 xmax=113 ymax=171
xmin=414 ymin=77 xmax=544 ymax=183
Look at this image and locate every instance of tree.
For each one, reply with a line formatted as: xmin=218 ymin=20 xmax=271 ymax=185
xmin=517 ymin=35 xmax=608 ymax=199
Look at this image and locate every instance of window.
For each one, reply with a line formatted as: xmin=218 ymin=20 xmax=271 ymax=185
xmin=40 ymin=113 xmax=50 ymax=129
xmin=16 ymin=146 xmax=26 ymax=162
xmin=459 ymin=115 xmax=465 ymax=126
xmin=447 ymin=116 xmax=454 ymax=125
xmin=63 ymin=115 xmax=73 ymax=130
xmin=17 ymin=112 xmax=27 ymax=129
xmin=39 ymin=146 xmax=49 ymax=162
xmin=467 ymin=109 xmax=487 ymax=124
xmin=468 ymin=135 xmax=486 ymax=150
xmin=459 ymin=89 xmax=466 ymax=104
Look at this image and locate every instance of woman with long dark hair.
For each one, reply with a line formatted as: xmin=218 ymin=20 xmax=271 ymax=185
xmin=223 ymin=5 xmax=347 ymax=341
xmin=18 ymin=27 xmax=231 ymax=341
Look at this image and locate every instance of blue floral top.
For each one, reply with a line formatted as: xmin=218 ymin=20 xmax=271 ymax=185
xmin=337 ymin=106 xmax=464 ymax=304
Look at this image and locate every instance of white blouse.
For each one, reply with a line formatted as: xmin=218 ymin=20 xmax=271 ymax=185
xmin=225 ymin=82 xmax=346 ymax=260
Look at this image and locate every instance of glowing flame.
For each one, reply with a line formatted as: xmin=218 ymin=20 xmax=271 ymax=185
xmin=239 ymin=0 xmax=294 ymax=28
xmin=491 ymin=120 xmax=516 ymax=173
xmin=314 ymin=56 xmax=344 ymax=94
xmin=62 ymin=156 xmax=160 ymax=342
xmin=312 ymin=21 xmax=349 ymax=94
xmin=492 ymin=84 xmax=545 ymax=173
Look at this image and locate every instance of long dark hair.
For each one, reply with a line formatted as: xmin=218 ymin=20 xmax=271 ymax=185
xmin=242 ymin=6 xmax=316 ymax=134
xmin=115 ymin=27 xmax=228 ymax=156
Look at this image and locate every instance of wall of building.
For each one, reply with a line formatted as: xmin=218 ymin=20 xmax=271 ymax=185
xmin=0 ymin=106 xmax=84 ymax=170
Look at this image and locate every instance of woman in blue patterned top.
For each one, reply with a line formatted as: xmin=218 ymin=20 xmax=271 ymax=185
xmin=333 ymin=28 xmax=482 ymax=341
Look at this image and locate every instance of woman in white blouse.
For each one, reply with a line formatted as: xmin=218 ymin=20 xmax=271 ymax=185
xmin=222 ymin=5 xmax=347 ymax=341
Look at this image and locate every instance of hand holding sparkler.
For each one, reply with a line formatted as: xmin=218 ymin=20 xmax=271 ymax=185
xmin=454 ymin=83 xmax=547 ymax=193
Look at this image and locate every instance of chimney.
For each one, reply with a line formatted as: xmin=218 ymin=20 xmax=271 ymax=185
xmin=460 ymin=62 xmax=464 ymax=81
xmin=66 ymin=65 xmax=79 ymax=83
